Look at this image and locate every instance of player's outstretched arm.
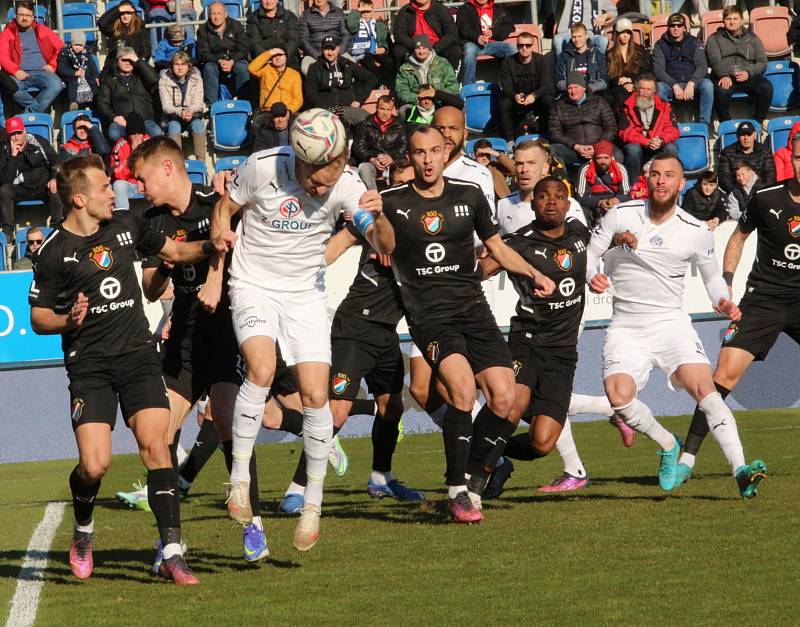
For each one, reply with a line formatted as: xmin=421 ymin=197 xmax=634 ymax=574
xmin=31 ymin=293 xmax=88 ymax=334
xmin=483 ymin=234 xmax=555 ymax=297
xmin=141 ymin=262 xmax=174 ymax=302
xmin=722 ymin=225 xmax=751 ymax=290
xmin=158 ymin=230 xmax=237 ymax=265
xmin=696 ymin=232 xmax=741 ymax=321
xmin=325 ymin=227 xmax=359 ymax=266
xmin=359 ymin=190 xmax=395 ymax=254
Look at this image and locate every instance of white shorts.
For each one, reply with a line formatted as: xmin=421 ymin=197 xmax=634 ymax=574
xmin=602 ymin=314 xmax=710 ymax=392
xmin=230 ymin=286 xmax=331 ymax=366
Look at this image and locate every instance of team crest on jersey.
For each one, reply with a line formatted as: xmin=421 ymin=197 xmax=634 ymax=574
xmin=723 ymin=324 xmax=738 ymax=343
xmin=554 ymin=248 xmax=573 ymax=271
xmin=279 ymin=197 xmax=302 ymax=219
xmin=426 ymin=341 xmax=440 ymax=363
xmin=421 ymin=211 xmax=444 ymax=235
xmin=512 ymin=360 xmax=522 ymax=378
xmin=789 ymin=216 xmax=800 ymax=238
xmin=173 ymin=229 xmax=188 ymax=242
xmin=332 ymin=373 xmax=350 ymax=395
xmin=71 ymin=398 xmax=85 ymax=422
xmin=89 ymin=245 xmax=113 ymax=270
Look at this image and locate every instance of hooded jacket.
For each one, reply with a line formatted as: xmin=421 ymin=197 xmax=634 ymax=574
xmin=249 ymin=50 xmax=303 ymax=113
xmin=0 ymin=20 xmax=62 ymax=74
xmin=299 ymin=3 xmax=350 ymax=59
xmin=618 ymin=92 xmax=680 ymax=146
xmin=549 ymin=94 xmax=617 ymax=148
xmin=456 ymin=0 xmax=514 ymax=45
xmin=110 ymin=134 xmax=151 ymax=183
xmin=774 ymin=121 xmax=800 ymax=182
xmin=652 ymin=31 xmax=707 ymax=86
xmin=718 ymin=140 xmax=776 ymax=193
xmin=304 ymin=55 xmax=376 ymax=109
xmin=98 ymin=5 xmax=151 ymax=71
xmin=59 ymin=126 xmax=110 ymax=161
xmin=395 ymin=50 xmax=459 ymax=105
xmin=196 ymin=16 xmax=248 ymax=64
xmin=158 ymin=66 xmax=204 ymax=119
xmin=392 ymin=0 xmax=459 ymax=55
xmin=246 ymin=4 xmax=299 ymax=66
xmin=706 ymin=27 xmax=767 ymax=80
xmin=554 ymin=40 xmax=608 ymax=93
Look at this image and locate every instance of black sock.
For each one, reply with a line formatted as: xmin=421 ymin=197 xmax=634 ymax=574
xmin=249 ymin=452 xmax=261 ymax=517
xmin=350 ymin=398 xmax=376 ymax=416
xmin=371 ymin=415 xmax=399 ymax=473
xmin=222 ymin=440 xmax=233 ymax=474
xmin=291 ymin=425 xmax=341 ymax=489
xmin=279 ymin=407 xmax=304 ymax=436
xmin=504 ymin=432 xmax=547 ymax=461
xmin=168 ymin=429 xmax=181 ymax=471
xmin=442 ymin=405 xmax=473 ymax=486
xmin=467 ymin=405 xmax=516 ymax=476
xmin=69 ymin=466 xmax=100 ymax=527
xmin=180 ymin=420 xmax=219 ymax=484
xmin=684 ymin=382 xmax=731 ymax=456
xmin=147 ymin=467 xmax=181 ymax=547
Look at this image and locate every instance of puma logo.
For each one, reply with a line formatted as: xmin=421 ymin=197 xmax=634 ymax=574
xmin=534 ymin=248 xmax=547 ymax=259
xmin=242 ymin=413 xmax=258 ymax=421
xmin=457 ymin=436 xmax=472 ymax=443
xmin=63 ymin=253 xmax=79 ymax=263
xmin=396 ymin=209 xmax=411 ymax=220
xmin=155 ymin=489 xmax=175 ymax=496
xmin=483 ymin=436 xmax=507 ymax=446
xmin=769 ymin=209 xmax=782 ymax=220
xmin=712 ymin=419 xmax=727 ymax=430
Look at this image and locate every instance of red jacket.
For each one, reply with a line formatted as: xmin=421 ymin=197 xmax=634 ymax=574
xmin=0 ymin=21 xmax=63 ymax=75
xmin=618 ymin=93 xmax=680 ymax=147
xmin=774 ymin=121 xmax=800 ymax=183
xmin=110 ymin=135 xmax=151 ymax=183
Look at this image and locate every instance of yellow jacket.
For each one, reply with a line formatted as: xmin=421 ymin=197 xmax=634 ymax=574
xmin=248 ymin=50 xmax=303 ymax=113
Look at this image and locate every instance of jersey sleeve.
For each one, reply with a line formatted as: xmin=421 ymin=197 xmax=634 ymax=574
xmin=586 ymin=206 xmax=619 ymax=280
xmin=474 ymin=187 xmax=499 ymax=241
xmin=692 ymin=227 xmax=728 ymax=306
xmin=130 ymin=212 xmax=168 ymax=258
xmin=28 ymin=245 xmax=61 ymax=309
xmin=332 ymin=169 xmax=368 ymax=218
xmin=738 ymin=191 xmax=761 ymax=234
xmin=228 ymin=154 xmax=261 ymax=208
xmin=139 ymin=210 xmax=162 ymax=269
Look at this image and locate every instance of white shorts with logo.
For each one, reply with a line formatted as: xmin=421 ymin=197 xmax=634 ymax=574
xmin=230 ymin=285 xmax=331 ymax=366
xmin=602 ymin=312 xmax=710 ymax=391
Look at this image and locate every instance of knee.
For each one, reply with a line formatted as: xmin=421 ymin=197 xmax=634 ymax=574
xmin=382 ymin=394 xmax=404 ymax=420
xmin=203 ymin=62 xmax=218 ymax=78
xmin=624 ymin=143 xmax=641 ymax=157
xmin=605 ymin=386 xmax=635 ymax=409
xmin=246 ymin=361 xmax=275 ymax=388
xmin=300 ymin=387 xmax=328 ymax=409
xmin=487 ymin=387 xmax=515 ymax=418
xmin=80 ymin=460 xmax=109 ymax=482
xmin=449 ymin=386 xmax=475 ymax=412
xmin=530 ymin=430 xmax=557 ymax=455
xmin=462 ymin=42 xmax=479 ymax=58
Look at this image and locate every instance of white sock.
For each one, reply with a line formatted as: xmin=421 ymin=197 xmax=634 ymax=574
xmin=679 ymin=452 xmax=696 ymax=469
xmin=448 ymin=485 xmax=467 ymax=498
xmin=428 ymin=404 xmax=447 ymax=428
xmin=162 ymin=542 xmax=182 ymax=559
xmin=230 ymin=379 xmax=270 ymax=484
xmin=569 ymin=393 xmax=613 ymax=417
xmin=285 ymin=481 xmax=306 ymax=497
xmin=471 ymin=399 xmax=482 ymax=422
xmin=613 ymin=399 xmax=675 ymax=450
xmin=555 ymin=418 xmax=587 ymax=478
xmin=252 ymin=515 xmax=263 ymax=531
xmin=303 ymin=404 xmax=333 ymax=507
xmin=371 ymin=470 xmax=393 ymax=485
xmin=75 ymin=520 xmax=94 ymax=534
xmin=176 ymin=444 xmax=189 ymax=468
xmin=699 ymin=392 xmax=745 ymax=473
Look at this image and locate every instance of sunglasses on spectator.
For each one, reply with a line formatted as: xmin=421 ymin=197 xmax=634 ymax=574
xmin=475 ymin=152 xmax=492 ymax=159
xmin=668 ymin=23 xmax=684 ymax=28
xmin=119 ymin=10 xmax=135 ymax=15
xmin=27 ymin=239 xmax=43 ymax=245
xmin=518 ymin=43 xmax=534 ymax=48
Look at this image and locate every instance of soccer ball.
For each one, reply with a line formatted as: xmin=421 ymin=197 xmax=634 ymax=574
xmin=290 ymin=108 xmax=347 ymax=165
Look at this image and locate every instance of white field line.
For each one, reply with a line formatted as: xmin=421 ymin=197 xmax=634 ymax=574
xmin=5 ymin=502 xmax=66 ymax=627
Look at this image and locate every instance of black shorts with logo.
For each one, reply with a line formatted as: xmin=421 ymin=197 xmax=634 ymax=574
xmin=329 ymin=315 xmax=404 ymax=401
xmin=508 ymin=331 xmax=577 ymax=425
xmin=68 ymin=347 xmax=170 ymax=431
xmin=272 ymin=345 xmax=298 ymax=398
xmin=410 ymin=308 xmax=512 ymax=375
xmin=721 ymin=292 xmax=800 ymax=361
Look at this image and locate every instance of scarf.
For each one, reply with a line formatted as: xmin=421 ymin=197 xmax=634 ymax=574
xmin=67 ymin=47 xmax=93 ymax=103
xmin=584 ymin=158 xmax=623 ymax=189
xmin=373 ymin=114 xmax=393 ymax=133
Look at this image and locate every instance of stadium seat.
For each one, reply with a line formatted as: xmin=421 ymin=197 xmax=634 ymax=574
xmin=650 ymin=13 xmax=689 ymax=48
xmin=767 ymin=116 xmax=800 ymax=153
xmin=700 ymin=10 xmax=724 ymax=43
xmin=361 ymin=88 xmax=390 ymax=115
xmin=750 ymin=6 xmax=791 ymax=58
xmin=60 ymin=109 xmax=102 ymax=142
xmin=515 ymin=133 xmax=541 ymax=145
xmin=203 ymin=0 xmax=243 ymax=19
xmin=717 ymin=118 xmax=761 ymax=152
xmin=214 ymin=156 xmax=247 ymax=172
xmin=466 ymin=137 xmax=508 ymax=156
xmin=7 ymin=4 xmax=47 ymax=24
xmin=185 ymin=160 xmax=209 ymax=185
xmin=509 ymin=24 xmax=543 ymax=55
xmin=104 ymin=0 xmax=145 ymax=17
xmin=461 ymin=82 xmax=501 ymax=133
xmin=211 ymin=100 xmax=251 ymax=151
xmin=765 ymin=61 xmax=800 ymax=112
xmin=62 ymin=4 xmax=98 ymax=46
xmin=675 ymin=123 xmax=710 ymax=175
xmin=15 ymin=227 xmax=30 ymax=259
xmin=0 ymin=244 xmax=6 ymax=271
xmin=679 ymin=178 xmax=697 ymax=204
xmin=20 ymin=113 xmax=53 ymax=144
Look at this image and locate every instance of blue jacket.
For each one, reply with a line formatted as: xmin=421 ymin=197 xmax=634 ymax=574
xmin=153 ymin=38 xmax=196 ymax=71
xmin=554 ymin=41 xmax=607 ymax=94
xmin=653 ymin=32 xmax=707 ymax=87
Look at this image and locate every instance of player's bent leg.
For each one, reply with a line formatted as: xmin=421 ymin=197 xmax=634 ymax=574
xmin=410 ymin=356 xmax=447 ymax=426
xmin=539 ymin=418 xmax=591 ymax=493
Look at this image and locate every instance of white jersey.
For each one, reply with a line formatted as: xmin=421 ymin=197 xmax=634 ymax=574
xmin=496 ymin=191 xmax=587 ymax=236
xmin=228 ymin=147 xmax=366 ymax=292
xmin=445 ymin=154 xmax=495 ymax=208
xmin=587 ymin=199 xmax=727 ymax=319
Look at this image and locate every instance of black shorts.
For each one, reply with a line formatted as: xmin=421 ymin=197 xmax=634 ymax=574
xmin=721 ymin=292 xmax=800 ymax=361
xmin=329 ymin=316 xmax=404 ymax=401
xmin=272 ymin=345 xmax=298 ymax=398
xmin=161 ymin=309 xmax=242 ymax=405
xmin=410 ymin=308 xmax=512 ymax=375
xmin=508 ymin=331 xmax=577 ymax=426
xmin=67 ymin=347 xmax=170 ymax=431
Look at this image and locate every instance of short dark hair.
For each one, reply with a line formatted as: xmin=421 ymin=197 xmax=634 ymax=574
xmin=376 ymin=94 xmax=395 ymax=108
xmin=569 ymin=22 xmax=587 ymax=34
xmin=533 ymin=176 xmax=568 ymax=195
xmin=26 ymin=226 xmax=43 ymax=239
xmin=57 ymin=155 xmax=106 ymax=209
xmin=473 ymin=139 xmax=492 ymax=152
xmin=128 ymin=135 xmax=185 ymax=174
xmin=722 ymin=5 xmax=742 ymax=18
xmin=388 ymin=158 xmax=412 ymax=177
xmin=517 ymin=31 xmax=535 ymax=43
xmin=650 ymin=152 xmax=684 ymax=176
xmin=15 ymin=0 xmax=34 ymax=14
xmin=698 ymin=170 xmax=718 ymax=184
xmin=358 ymin=0 xmax=374 ymax=6
xmin=408 ymin=124 xmax=444 ymax=146
xmin=731 ymin=158 xmax=753 ymax=172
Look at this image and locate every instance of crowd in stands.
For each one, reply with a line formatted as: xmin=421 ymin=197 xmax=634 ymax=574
xmin=0 ymin=0 xmax=798 ymax=267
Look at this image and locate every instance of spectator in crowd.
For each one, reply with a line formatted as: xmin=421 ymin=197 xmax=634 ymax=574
xmin=392 ymin=0 xmax=461 ymax=72
xmin=472 ymin=139 xmax=515 ymax=198
xmin=247 ymin=0 xmax=299 ymax=69
xmin=395 ymin=35 xmax=459 ymax=107
xmin=0 ymin=0 xmax=64 ymax=114
xmin=304 ymin=36 xmax=375 ymax=125
xmin=109 ymin=112 xmax=149 ymax=209
xmin=248 ymin=45 xmax=303 ymax=113
xmin=457 ymin=0 xmax=516 ymax=86
xmin=706 ymin=6 xmax=772 ymax=123
xmin=605 ymin=18 xmax=652 ymax=110
xmin=159 ymin=51 xmax=205 ymax=161
xmin=682 ymin=170 xmax=727 ymax=229
xmin=653 ymin=13 xmax=713 ymax=126
xmin=499 ymin=31 xmax=553 ymax=143
xmin=774 ymin=121 xmax=800 ymax=183
xmin=553 ymin=0 xmax=616 ymax=56
xmin=352 ymin=95 xmax=408 ymax=190
xmin=153 ymin=24 xmax=196 ymax=72
xmin=57 ymin=31 xmax=100 ymax=111
xmin=251 ymin=101 xmax=292 ymax=151
xmin=717 ymin=121 xmax=775 ymax=193
xmin=97 ymin=0 xmax=151 ymax=73
xmin=555 ymin=23 xmax=608 ymax=95
xmin=388 ymin=158 xmax=415 ymax=186
xmin=575 ymin=139 xmax=630 ymax=223
xmin=197 ymin=1 xmax=249 ymax=105
xmin=0 ymin=116 xmax=61 ymax=241
xmin=59 ymin=113 xmax=110 ymax=161
xmin=629 ymin=158 xmax=650 ymax=199
xmin=97 ymin=47 xmax=161 ymax=142
xmin=725 ymin=160 xmax=765 ymax=220
xmin=299 ymin=0 xmax=350 ymax=75
xmin=144 ymin=0 xmax=197 ymax=51
xmin=345 ymin=0 xmax=393 ymax=89
xmin=401 ymin=83 xmax=464 ymax=127
xmin=548 ymin=72 xmax=619 ymax=167
xmin=617 ymin=73 xmax=679 ymax=180
xmin=11 ymin=225 xmax=43 ymax=269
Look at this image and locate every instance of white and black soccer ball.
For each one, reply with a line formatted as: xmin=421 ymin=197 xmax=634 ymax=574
xmin=290 ymin=108 xmax=347 ymax=165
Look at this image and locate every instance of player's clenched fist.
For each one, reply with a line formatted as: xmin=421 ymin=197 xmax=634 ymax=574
xmin=69 ymin=292 xmax=89 ymax=327
xmin=588 ymin=272 xmax=610 ymax=294
xmin=358 ymin=190 xmax=383 ymax=216
xmin=198 ymin=280 xmax=222 ymax=313
xmin=210 ymin=229 xmax=238 ymax=253
xmin=532 ymin=272 xmax=556 ymax=298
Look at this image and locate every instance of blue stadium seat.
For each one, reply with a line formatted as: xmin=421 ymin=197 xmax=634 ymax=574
xmin=675 ymin=123 xmax=710 ymax=175
xmin=203 ymin=0 xmax=243 ymax=19
xmin=62 ymin=4 xmax=98 ymax=45
xmin=211 ymin=100 xmax=251 ymax=151
xmin=105 ymin=0 xmax=145 ymax=16
xmin=0 ymin=244 xmax=6 ymax=271
xmin=465 ymin=137 xmax=508 ymax=156
xmin=15 ymin=227 xmax=30 ymax=259
xmin=515 ymin=133 xmax=541 ymax=145
xmin=60 ymin=109 xmax=102 ymax=143
xmin=767 ymin=116 xmax=800 ymax=153
xmin=185 ymin=159 xmax=209 ymax=185
xmin=7 ymin=5 xmax=47 ymax=24
xmin=679 ymin=178 xmax=697 ymax=204
xmin=461 ymin=83 xmax=501 ymax=133
xmin=717 ymin=119 xmax=761 ymax=152
xmin=214 ymin=156 xmax=246 ymax=172
xmin=20 ymin=113 xmax=53 ymax=144
xmin=765 ymin=60 xmax=800 ymax=112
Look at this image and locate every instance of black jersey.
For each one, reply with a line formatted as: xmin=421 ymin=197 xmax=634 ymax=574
xmin=740 ymin=183 xmax=800 ymax=298
xmin=28 ymin=210 xmax=167 ymax=366
xmin=141 ymin=185 xmax=218 ymax=327
xmin=382 ymin=178 xmax=498 ymax=323
xmin=334 ymin=222 xmax=405 ymax=327
xmin=504 ymin=218 xmax=589 ymax=346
